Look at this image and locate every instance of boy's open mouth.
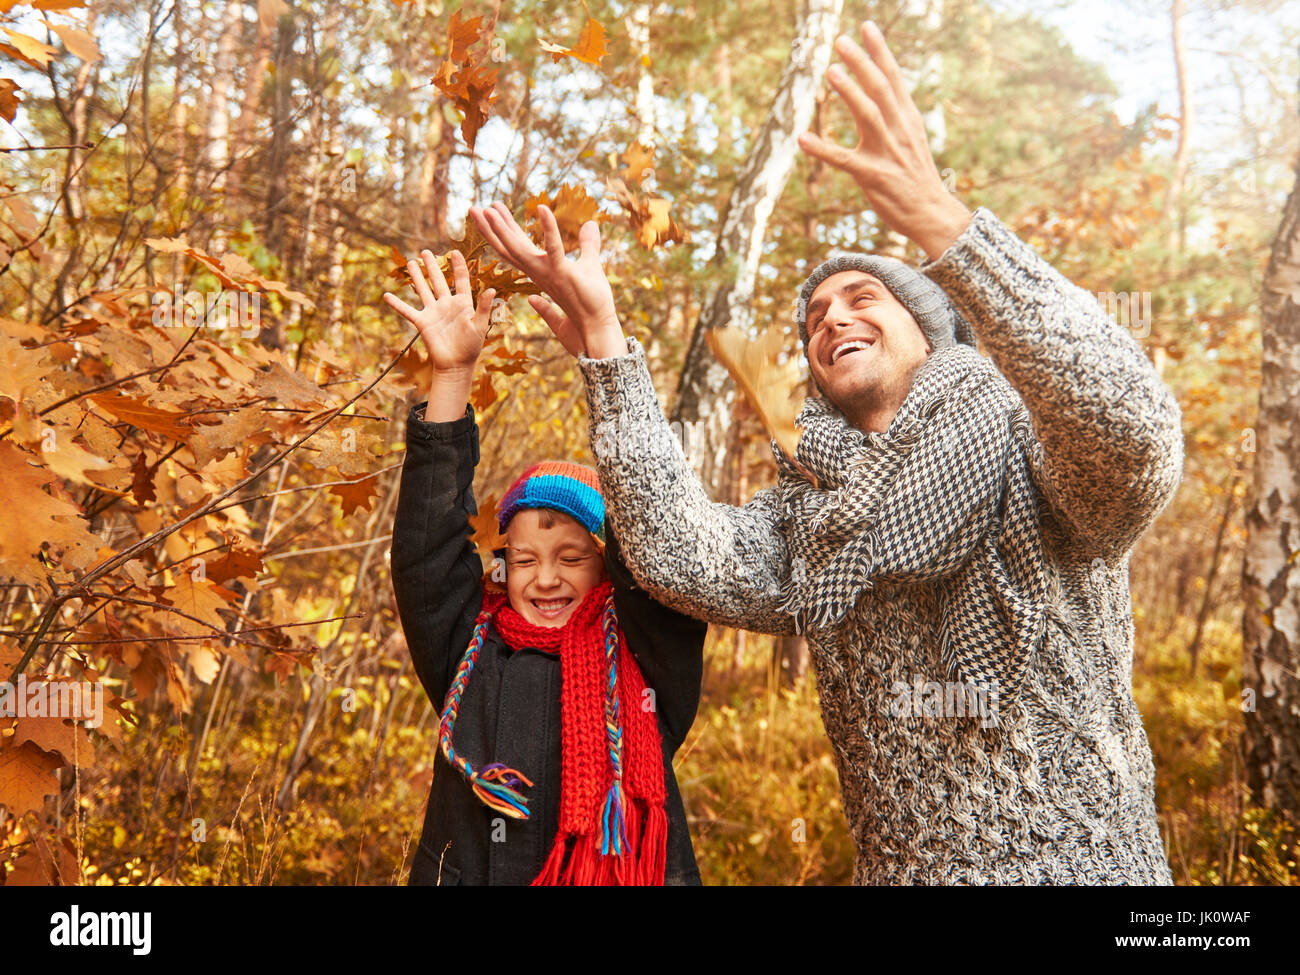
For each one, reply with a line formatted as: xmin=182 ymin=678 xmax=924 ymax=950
xmin=531 ymin=597 xmax=573 ymax=619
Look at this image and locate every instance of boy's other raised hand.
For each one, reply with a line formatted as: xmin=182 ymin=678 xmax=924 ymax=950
xmin=383 ymin=248 xmax=494 ymax=421
xmin=383 ymin=248 xmax=495 ymax=374
xmin=469 ymin=202 xmax=628 ymax=359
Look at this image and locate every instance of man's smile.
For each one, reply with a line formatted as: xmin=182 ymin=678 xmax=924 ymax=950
xmin=827 ymin=332 xmax=879 ymax=366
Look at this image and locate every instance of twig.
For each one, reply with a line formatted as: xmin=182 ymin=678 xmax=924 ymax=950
xmin=7 ymin=335 xmax=419 ymax=683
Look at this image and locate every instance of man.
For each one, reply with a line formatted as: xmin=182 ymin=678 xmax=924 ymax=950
xmin=470 ymin=20 xmax=1183 ymax=884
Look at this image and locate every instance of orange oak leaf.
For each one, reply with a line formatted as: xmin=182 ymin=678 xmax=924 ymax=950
xmin=0 ymin=78 xmax=19 ymax=124
xmin=5 ymin=828 xmax=80 ymax=886
xmin=606 ymin=177 xmax=684 ymax=250
xmin=205 ymin=545 xmax=264 ymax=585
xmin=0 ymin=441 xmax=101 ymax=588
xmin=621 ymin=140 xmax=655 ymax=185
xmin=430 ymin=10 xmax=498 ymax=152
xmin=89 ymin=391 xmax=192 ymax=440
xmin=159 ymin=574 xmax=232 ymax=638
xmin=467 ymin=492 xmax=506 ymax=573
xmin=469 ymin=371 xmax=497 ymax=412
xmin=539 ymin=14 xmax=608 ymax=67
xmin=0 ymin=741 xmax=62 ymax=819
xmin=13 ymin=710 xmax=96 ymax=768
xmin=484 ymin=345 xmax=530 ymax=376
xmin=525 ymin=184 xmax=609 ymax=252
xmin=0 ymin=29 xmax=59 ymax=68
xmin=329 ymin=471 xmax=381 ymax=517
xmin=445 ymin=9 xmax=483 ymax=62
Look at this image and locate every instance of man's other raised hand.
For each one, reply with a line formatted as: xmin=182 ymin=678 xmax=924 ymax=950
xmin=469 ymin=202 xmax=628 ymax=360
xmin=796 ymin=20 xmax=972 ymax=261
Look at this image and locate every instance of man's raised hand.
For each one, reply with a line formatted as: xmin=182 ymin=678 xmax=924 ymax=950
xmin=469 ymin=202 xmax=628 ymax=359
xmin=796 ymin=20 xmax=971 ymax=261
xmin=382 ymin=248 xmax=495 ymax=421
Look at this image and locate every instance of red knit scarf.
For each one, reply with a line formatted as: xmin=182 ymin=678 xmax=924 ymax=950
xmin=477 ymin=581 xmax=668 ymax=885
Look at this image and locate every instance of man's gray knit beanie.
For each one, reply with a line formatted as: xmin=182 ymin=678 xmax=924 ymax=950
xmin=795 ymin=254 xmax=976 ymax=355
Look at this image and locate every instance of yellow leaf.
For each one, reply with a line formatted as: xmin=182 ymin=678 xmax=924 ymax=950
xmin=706 ymin=323 xmax=803 ymax=459
xmin=1 ymin=28 xmax=60 ymax=67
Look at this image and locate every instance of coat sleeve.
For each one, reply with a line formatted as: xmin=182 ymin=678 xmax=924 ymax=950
xmin=389 ymin=402 xmax=485 ymax=710
xmin=577 ymin=336 xmax=798 ymax=637
xmin=604 ymin=517 xmax=708 ymax=751
xmin=922 ymin=207 xmax=1184 ymax=565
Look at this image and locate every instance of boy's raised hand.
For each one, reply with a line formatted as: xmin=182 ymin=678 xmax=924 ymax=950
xmin=383 ymin=248 xmax=495 ymax=421
xmin=469 ymin=202 xmax=628 ymax=359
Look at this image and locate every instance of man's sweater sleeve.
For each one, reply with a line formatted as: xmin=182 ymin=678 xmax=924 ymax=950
xmin=390 ymin=403 xmax=484 ymax=709
xmin=577 ymin=337 xmax=797 ymax=636
xmin=922 ymin=208 xmax=1184 ymax=564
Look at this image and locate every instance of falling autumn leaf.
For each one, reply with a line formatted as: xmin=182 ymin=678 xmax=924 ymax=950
xmin=607 ymin=177 xmax=684 ymax=250
xmin=706 ymin=322 xmax=804 ymax=460
xmin=470 ymin=371 xmax=497 ymax=412
xmin=0 ymin=78 xmax=21 ymax=124
xmin=620 ymin=140 xmax=655 ymax=185
xmin=539 ymin=13 xmax=609 ymax=67
xmin=430 ymin=9 xmax=499 ymax=153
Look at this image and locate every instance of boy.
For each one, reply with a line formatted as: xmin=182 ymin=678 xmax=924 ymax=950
xmin=385 ymin=249 xmax=707 ymax=885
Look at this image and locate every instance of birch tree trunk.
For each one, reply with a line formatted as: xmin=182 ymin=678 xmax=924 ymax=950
xmin=204 ymin=0 xmax=244 ymax=253
xmin=1242 ymin=145 xmax=1300 ymax=825
xmin=671 ymin=0 xmax=842 ymax=497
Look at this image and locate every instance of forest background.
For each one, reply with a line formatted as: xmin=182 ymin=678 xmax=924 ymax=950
xmin=1 ymin=0 xmax=1298 ymax=885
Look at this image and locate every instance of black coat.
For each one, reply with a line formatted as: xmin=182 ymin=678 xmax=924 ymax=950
xmin=390 ymin=403 xmax=708 ymax=885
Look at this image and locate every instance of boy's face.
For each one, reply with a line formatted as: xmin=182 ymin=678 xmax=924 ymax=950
xmin=504 ymin=508 xmax=605 ymax=627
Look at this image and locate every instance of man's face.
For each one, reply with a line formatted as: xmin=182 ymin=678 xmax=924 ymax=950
xmin=505 ymin=508 xmax=605 ymax=627
xmin=805 ymin=271 xmax=931 ymax=424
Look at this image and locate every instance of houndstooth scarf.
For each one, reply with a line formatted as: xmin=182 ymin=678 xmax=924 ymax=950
xmin=775 ymin=344 xmax=1051 ymax=705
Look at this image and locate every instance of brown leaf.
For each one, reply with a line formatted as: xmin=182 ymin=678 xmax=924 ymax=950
xmin=539 ymin=15 xmax=609 ymax=67
xmin=0 ymin=77 xmax=21 ymax=124
xmin=621 ymin=140 xmax=655 ymax=184
xmin=470 ymin=371 xmax=497 ymax=412
xmin=484 ymin=345 xmax=530 ymax=376
xmin=89 ymin=391 xmax=192 ymax=440
xmin=5 ymin=829 xmax=79 ymax=886
xmin=12 ymin=710 xmax=96 ymax=767
xmin=445 ymin=9 xmax=483 ymax=62
xmin=189 ymin=406 xmax=274 ymax=468
xmin=129 ymin=451 xmax=157 ymax=506
xmin=525 ymin=184 xmax=609 ymax=251
xmin=329 ymin=471 xmax=381 ymax=517
xmin=0 ymin=441 xmax=101 ymax=589
xmin=430 ymin=10 xmax=498 ymax=153
xmin=48 ymin=24 xmax=99 ymax=63
xmin=0 ymin=741 xmax=62 ymax=819
xmin=467 ymin=492 xmax=506 ymax=572
xmin=160 ymin=574 xmax=232 ymax=638
xmin=206 ymin=546 xmax=264 ymax=585
xmin=705 ymin=323 xmax=803 ymax=460
xmin=253 ymin=361 xmax=331 ymax=408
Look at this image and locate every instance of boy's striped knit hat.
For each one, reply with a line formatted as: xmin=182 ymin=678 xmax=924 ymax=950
xmin=498 ymin=461 xmax=605 ymax=543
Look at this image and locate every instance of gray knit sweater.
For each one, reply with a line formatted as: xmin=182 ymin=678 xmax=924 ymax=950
xmin=577 ymin=208 xmax=1183 ymax=885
